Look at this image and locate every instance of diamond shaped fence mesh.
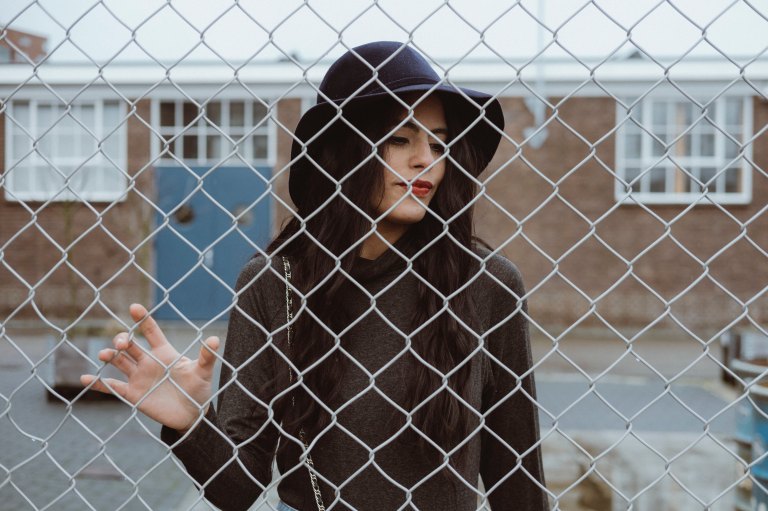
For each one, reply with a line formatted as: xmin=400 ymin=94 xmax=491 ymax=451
xmin=1 ymin=1 xmax=768 ymax=510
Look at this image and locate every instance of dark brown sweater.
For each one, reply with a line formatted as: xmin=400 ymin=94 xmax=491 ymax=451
xmin=161 ymin=242 xmax=548 ymax=511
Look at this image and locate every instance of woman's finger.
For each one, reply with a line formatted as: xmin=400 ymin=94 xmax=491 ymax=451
xmin=98 ymin=348 xmax=136 ymax=376
xmin=112 ymin=332 xmax=146 ymax=362
xmin=197 ymin=336 xmax=220 ymax=372
xmin=80 ymin=374 xmax=129 ymax=399
xmin=129 ymin=303 xmax=169 ymax=350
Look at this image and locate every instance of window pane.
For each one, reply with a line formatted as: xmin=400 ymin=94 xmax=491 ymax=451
xmin=221 ymin=137 xmax=235 ymax=160
xmin=725 ymin=167 xmax=741 ymax=193
xmin=650 ymin=167 xmax=666 ymax=193
xmin=40 ymin=165 xmax=65 ymax=195
xmin=103 ymin=163 xmax=125 ymax=193
xmin=59 ymin=163 xmax=77 ymax=179
xmin=253 ymin=103 xmax=268 ymax=125
xmin=103 ymin=101 xmax=120 ymax=131
xmin=707 ymin=101 xmax=717 ymax=123
xmin=725 ymin=139 xmax=740 ymax=159
xmin=651 ymin=135 xmax=665 ymax=157
xmin=10 ymin=164 xmax=32 ymax=193
xmin=621 ymin=97 xmax=643 ymax=124
xmin=58 ymin=113 xmax=76 ymax=132
xmin=699 ymin=167 xmax=717 ymax=192
xmin=625 ymin=133 xmax=642 ymax=158
xmin=230 ymin=102 xmax=245 ymax=127
xmin=12 ymin=134 xmax=32 ymax=161
xmin=676 ymin=102 xmax=692 ymax=127
xmin=12 ymin=101 xmax=30 ymax=127
xmin=624 ymin=167 xmax=641 ymax=193
xmin=38 ymin=133 xmax=54 ymax=158
xmin=161 ymin=137 xmax=176 ymax=158
xmin=81 ymin=133 xmax=97 ymax=156
xmin=252 ymin=135 xmax=268 ymax=159
xmin=60 ymin=133 xmax=78 ymax=158
xmin=674 ymin=167 xmax=690 ymax=193
xmin=700 ymin=133 xmax=715 ymax=157
xmin=624 ymin=122 xmax=641 ymax=137
xmin=701 ymin=115 xmax=716 ymax=132
xmin=674 ymin=134 xmax=691 ymax=157
xmin=79 ymin=104 xmax=96 ymax=128
xmin=38 ymin=104 xmax=56 ymax=131
xmin=160 ymin=102 xmax=175 ymax=127
xmin=103 ymin=132 xmax=120 ymax=158
xmin=183 ymin=135 xmax=198 ymax=160
xmin=205 ymin=117 xmax=221 ymax=138
xmin=725 ymin=98 xmax=742 ymax=126
xmin=652 ymin=102 xmax=666 ymax=126
xmin=183 ymin=102 xmax=199 ymax=126
xmin=206 ymin=102 xmax=221 ymax=125
xmin=207 ymin=136 xmax=221 ymax=160
xmin=70 ymin=166 xmax=95 ymax=195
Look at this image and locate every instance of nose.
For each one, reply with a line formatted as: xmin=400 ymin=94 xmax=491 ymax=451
xmin=410 ymin=138 xmax=437 ymax=170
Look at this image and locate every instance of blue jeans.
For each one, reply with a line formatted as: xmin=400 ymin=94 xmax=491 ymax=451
xmin=277 ymin=501 xmax=301 ymax=511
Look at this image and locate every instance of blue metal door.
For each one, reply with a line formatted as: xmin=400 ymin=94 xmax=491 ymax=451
xmin=154 ymin=165 xmax=271 ymax=320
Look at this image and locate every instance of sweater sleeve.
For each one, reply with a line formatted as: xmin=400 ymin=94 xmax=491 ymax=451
xmin=479 ymin=256 xmax=549 ymax=511
xmin=160 ymin=255 xmax=281 ymax=511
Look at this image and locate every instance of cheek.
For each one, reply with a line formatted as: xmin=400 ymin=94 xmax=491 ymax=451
xmin=370 ymin=184 xmax=389 ymax=214
xmin=431 ymin=163 xmax=447 ymax=193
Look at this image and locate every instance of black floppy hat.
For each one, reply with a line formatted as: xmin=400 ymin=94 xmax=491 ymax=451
xmin=289 ymin=41 xmax=505 ymax=211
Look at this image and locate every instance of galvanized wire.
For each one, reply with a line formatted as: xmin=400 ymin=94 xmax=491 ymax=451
xmin=1 ymin=1 xmax=767 ymax=510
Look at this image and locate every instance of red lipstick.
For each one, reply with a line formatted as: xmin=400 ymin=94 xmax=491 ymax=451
xmin=397 ymin=179 xmax=433 ymax=197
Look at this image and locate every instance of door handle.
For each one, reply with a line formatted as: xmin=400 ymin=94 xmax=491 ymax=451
xmin=203 ymin=249 xmax=214 ymax=268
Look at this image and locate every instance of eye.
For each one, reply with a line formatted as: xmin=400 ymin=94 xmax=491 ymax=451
xmin=386 ymin=135 xmax=408 ymax=146
xmin=430 ymin=143 xmax=446 ymax=154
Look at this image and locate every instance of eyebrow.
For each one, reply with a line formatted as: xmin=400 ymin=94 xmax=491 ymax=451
xmin=398 ymin=120 xmax=449 ymax=138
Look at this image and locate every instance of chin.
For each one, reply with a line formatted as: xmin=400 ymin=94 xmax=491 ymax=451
xmin=386 ymin=207 xmax=428 ymax=225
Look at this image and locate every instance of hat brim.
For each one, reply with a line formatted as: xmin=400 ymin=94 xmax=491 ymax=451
xmin=288 ymin=83 xmax=504 ymax=210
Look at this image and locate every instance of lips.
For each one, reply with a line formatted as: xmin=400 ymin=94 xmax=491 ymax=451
xmin=397 ymin=179 xmax=433 ymax=197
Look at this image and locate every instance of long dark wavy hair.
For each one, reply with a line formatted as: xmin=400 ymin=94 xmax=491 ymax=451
xmin=265 ymin=92 xmax=489 ymax=473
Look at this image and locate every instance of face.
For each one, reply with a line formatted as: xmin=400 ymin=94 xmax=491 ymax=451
xmin=371 ymin=95 xmax=448 ymax=233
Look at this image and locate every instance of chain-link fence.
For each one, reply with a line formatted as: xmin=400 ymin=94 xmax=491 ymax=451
xmin=2 ymin=1 xmax=768 ymax=510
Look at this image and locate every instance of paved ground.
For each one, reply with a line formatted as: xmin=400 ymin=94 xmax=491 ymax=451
xmin=0 ymin=323 xmax=746 ymax=510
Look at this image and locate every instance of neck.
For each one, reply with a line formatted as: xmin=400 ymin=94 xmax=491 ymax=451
xmin=358 ymin=222 xmax=408 ymax=260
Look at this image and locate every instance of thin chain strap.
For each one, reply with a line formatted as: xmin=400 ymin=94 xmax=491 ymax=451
xmin=282 ymin=256 xmax=326 ymax=511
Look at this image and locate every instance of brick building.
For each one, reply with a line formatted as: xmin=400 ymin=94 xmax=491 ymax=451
xmin=0 ymin=28 xmax=47 ymax=64
xmin=1 ymin=57 xmax=766 ymax=341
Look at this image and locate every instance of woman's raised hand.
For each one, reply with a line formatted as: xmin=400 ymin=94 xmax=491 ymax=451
xmin=80 ymin=303 xmax=220 ymax=432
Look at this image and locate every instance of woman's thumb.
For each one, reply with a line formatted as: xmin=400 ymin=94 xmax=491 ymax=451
xmin=197 ymin=336 xmax=220 ymax=370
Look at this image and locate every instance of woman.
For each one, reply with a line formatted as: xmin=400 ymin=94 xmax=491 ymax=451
xmin=82 ymin=42 xmax=548 ymax=511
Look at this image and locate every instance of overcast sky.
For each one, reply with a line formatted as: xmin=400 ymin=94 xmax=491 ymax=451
xmin=3 ymin=0 xmax=768 ymax=65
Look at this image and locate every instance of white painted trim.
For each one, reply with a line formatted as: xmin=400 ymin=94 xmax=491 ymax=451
xmin=4 ymin=101 xmax=13 ymax=196
xmin=1 ymin=58 xmax=767 ymax=84
xmin=743 ymin=96 xmax=755 ymax=203
xmin=150 ymin=98 xmax=160 ymax=171
xmin=267 ymin=103 xmax=277 ymax=168
xmin=4 ymin=58 xmax=767 ymax=100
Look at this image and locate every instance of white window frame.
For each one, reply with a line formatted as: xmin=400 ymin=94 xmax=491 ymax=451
xmin=4 ymin=99 xmax=128 ymax=202
xmin=151 ymin=98 xmax=276 ymax=167
xmin=614 ymin=95 xmax=753 ymax=205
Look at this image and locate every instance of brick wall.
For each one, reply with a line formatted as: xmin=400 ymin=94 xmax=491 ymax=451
xmin=475 ymin=96 xmax=768 ymax=339
xmin=0 ymin=29 xmax=47 ymax=63
xmin=0 ymin=100 xmax=155 ymax=326
xmin=2 ymin=94 xmax=765 ymax=337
